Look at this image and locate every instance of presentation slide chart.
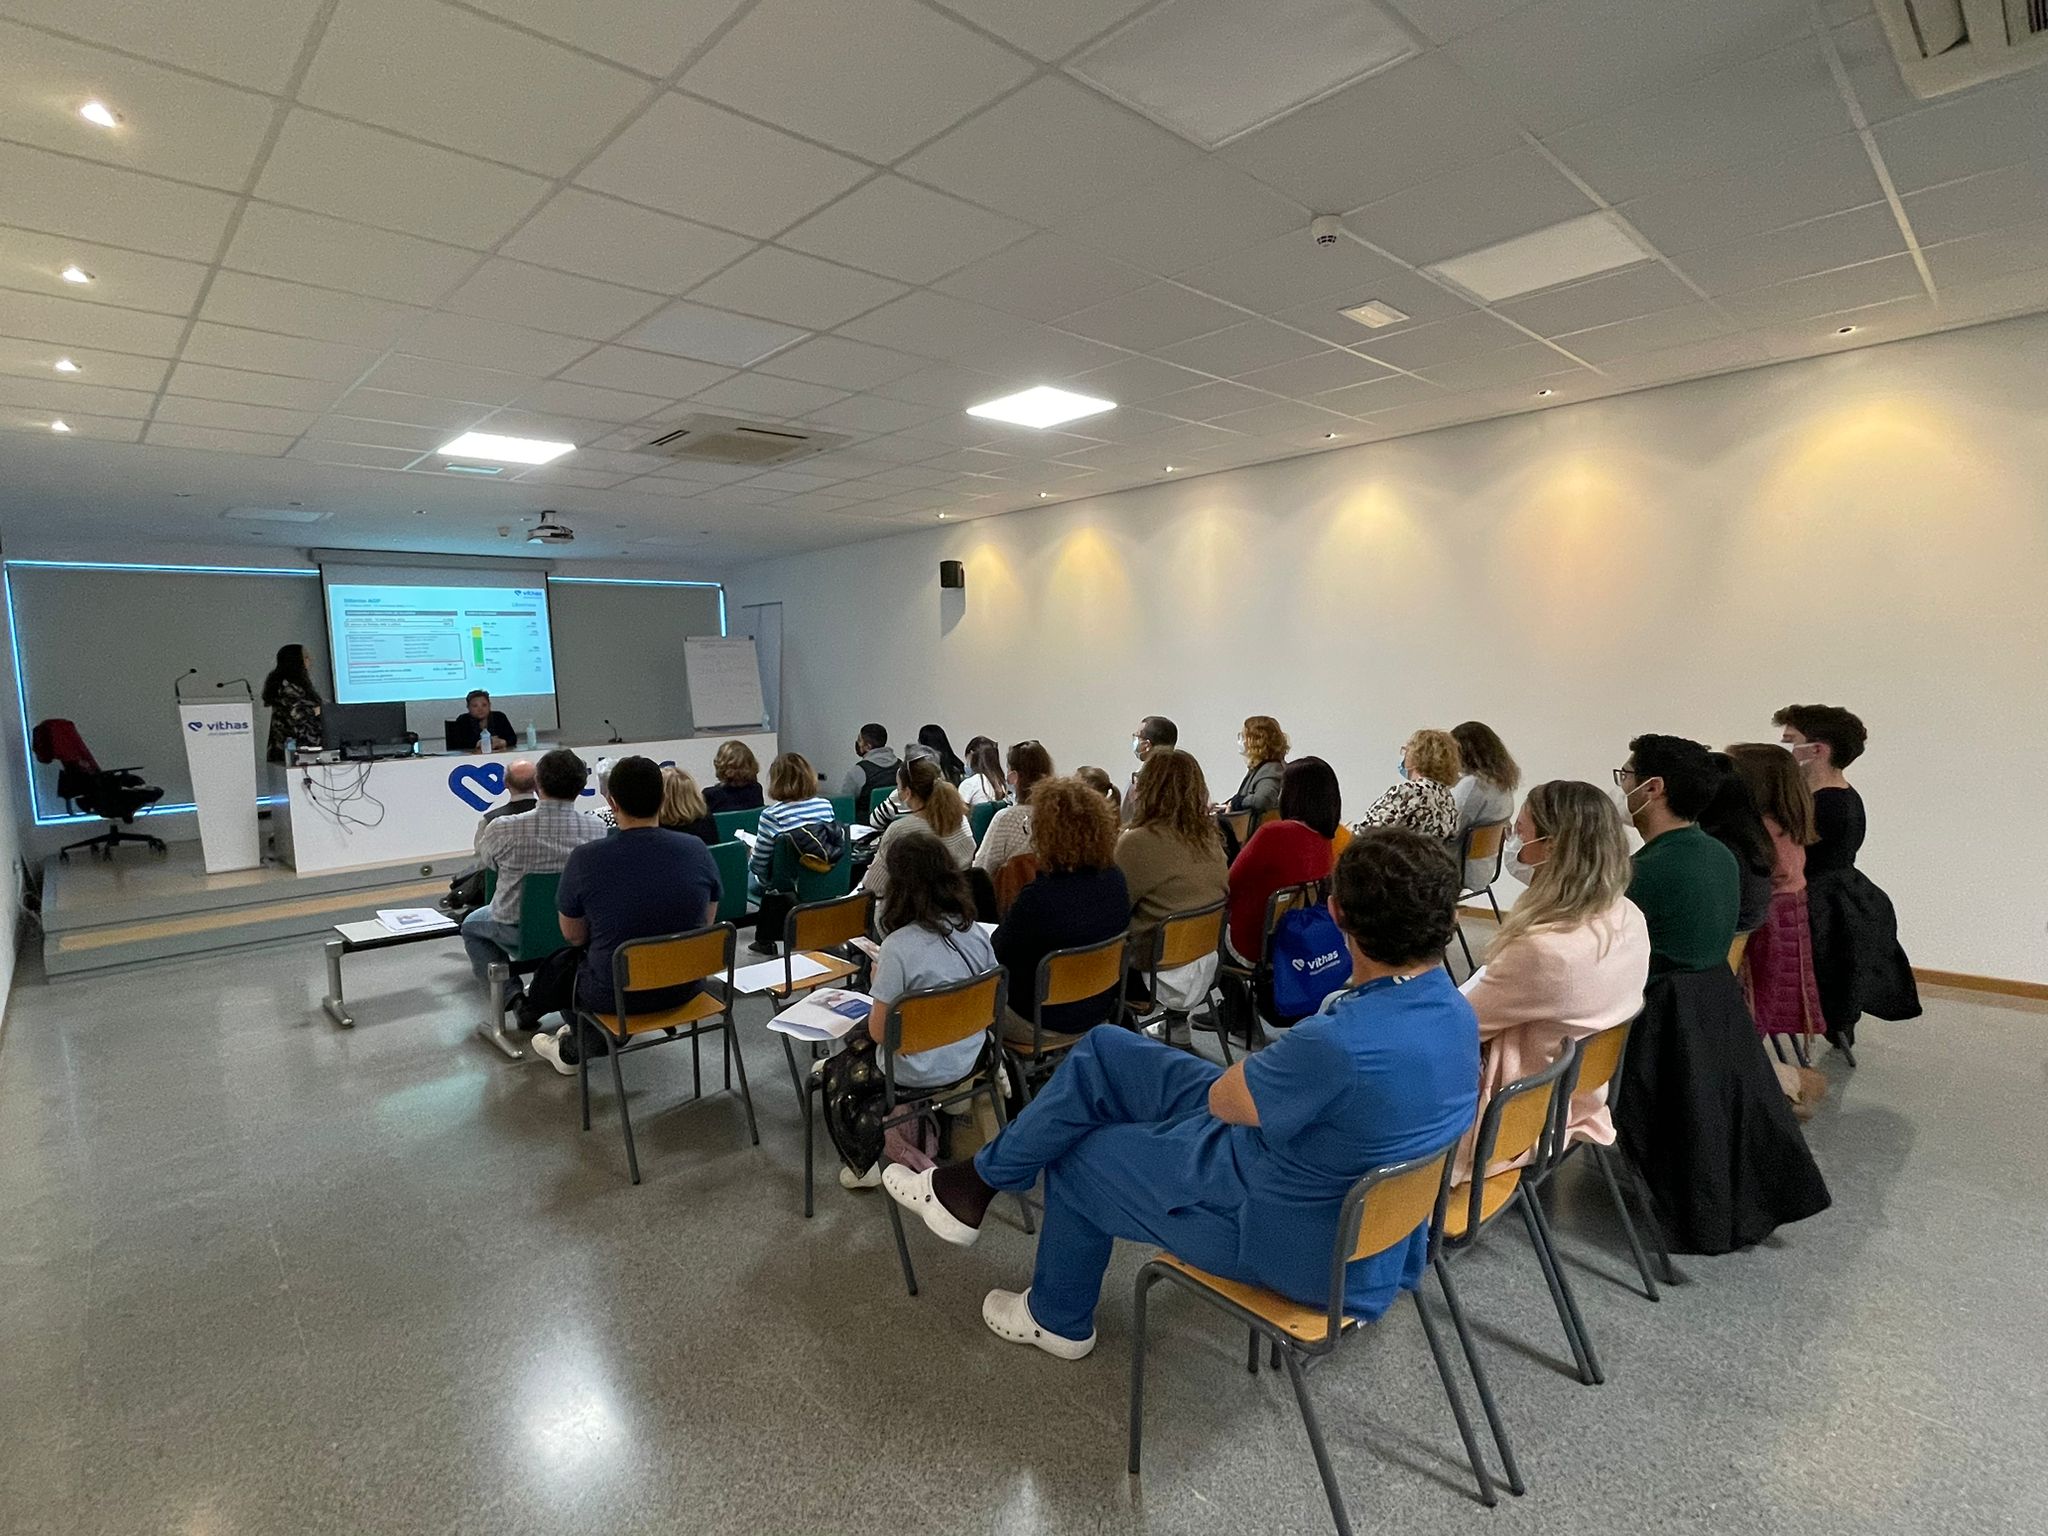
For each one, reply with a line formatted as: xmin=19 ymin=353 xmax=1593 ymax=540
xmin=327 ymin=583 xmax=556 ymax=703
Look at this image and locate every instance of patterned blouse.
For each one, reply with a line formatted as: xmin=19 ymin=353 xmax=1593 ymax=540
xmin=1355 ymin=777 xmax=1459 ymax=840
xmin=265 ymin=677 xmax=324 ymax=761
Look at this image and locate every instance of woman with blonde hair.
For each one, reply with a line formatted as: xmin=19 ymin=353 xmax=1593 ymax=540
xmin=1458 ymin=780 xmax=1650 ymax=1176
xmin=1224 ymin=715 xmax=1288 ymax=817
xmin=703 ymin=739 xmax=764 ymax=814
xmin=1355 ymin=729 xmax=1462 ymax=840
xmin=658 ymin=765 xmax=718 ymax=845
xmin=864 ymin=755 xmax=973 ymax=908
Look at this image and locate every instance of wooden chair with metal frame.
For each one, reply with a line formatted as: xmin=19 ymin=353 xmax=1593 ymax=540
xmin=765 ymin=889 xmax=872 ymax=1110
xmin=1214 ymin=879 xmax=1325 ymax=1065
xmin=571 ymin=922 xmax=756 ymax=1186
xmin=873 ymin=965 xmax=1033 ymax=1296
xmin=1448 ymin=820 xmax=1511 ymax=973
xmin=1123 ymin=898 xmax=1226 ymax=1049
xmin=1128 ymin=1133 xmax=1500 ymax=1534
xmin=1430 ymin=1052 xmax=1593 ymax=1500
xmin=1005 ymin=930 xmax=1129 ymax=1099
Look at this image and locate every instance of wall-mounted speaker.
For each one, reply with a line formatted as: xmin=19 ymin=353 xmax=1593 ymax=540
xmin=939 ymin=559 xmax=965 ymax=590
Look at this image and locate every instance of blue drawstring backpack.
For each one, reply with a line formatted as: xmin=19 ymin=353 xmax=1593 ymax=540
xmin=1267 ymin=902 xmax=1351 ymax=1022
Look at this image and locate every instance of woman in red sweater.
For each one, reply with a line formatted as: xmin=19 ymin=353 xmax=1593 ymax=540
xmin=1225 ymin=757 xmax=1342 ymax=962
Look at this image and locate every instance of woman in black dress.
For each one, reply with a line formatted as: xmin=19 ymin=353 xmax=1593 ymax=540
xmin=1772 ymin=704 xmax=1920 ymax=1058
xmin=261 ymin=644 xmax=324 ymax=763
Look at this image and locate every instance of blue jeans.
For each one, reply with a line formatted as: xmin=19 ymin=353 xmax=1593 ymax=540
xmin=973 ymin=1027 xmax=1247 ymax=1342
xmin=461 ymin=906 xmax=521 ymax=983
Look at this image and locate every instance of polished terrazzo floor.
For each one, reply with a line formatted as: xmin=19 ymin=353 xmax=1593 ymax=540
xmin=2 ymin=929 xmax=2041 ymax=1535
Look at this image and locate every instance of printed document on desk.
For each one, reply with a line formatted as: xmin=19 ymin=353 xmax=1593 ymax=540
xmin=767 ymin=988 xmax=870 ymax=1042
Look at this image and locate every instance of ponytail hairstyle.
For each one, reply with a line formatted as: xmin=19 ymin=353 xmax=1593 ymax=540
xmin=898 ymin=754 xmax=965 ymax=838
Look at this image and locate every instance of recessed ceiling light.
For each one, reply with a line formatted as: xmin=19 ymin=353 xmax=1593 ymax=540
xmin=1535 ymin=388 xmax=1554 ymax=397
xmin=1424 ymin=213 xmax=1650 ymax=303
xmin=436 ymin=430 xmax=574 ymax=465
xmin=53 ymin=357 xmax=80 ymax=374
xmin=78 ymin=100 xmax=120 ymax=129
xmin=59 ymin=265 xmax=93 ymax=285
xmin=1835 ymin=325 xmax=1857 ymax=335
xmin=1163 ymin=464 xmax=1177 ymax=472
xmin=443 ymin=463 xmax=504 ymax=476
xmin=967 ymin=386 xmax=1116 ymax=430
xmin=936 ymin=512 xmax=949 ymax=520
xmin=1038 ymin=491 xmax=1054 ymax=498
xmin=1322 ymin=431 xmax=1340 ymax=439
xmin=50 ymin=420 xmax=71 ymax=433
xmin=1340 ymin=300 xmax=1407 ymax=330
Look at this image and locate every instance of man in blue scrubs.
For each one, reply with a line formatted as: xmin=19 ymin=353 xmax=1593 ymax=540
xmin=885 ymin=826 xmax=1479 ymax=1358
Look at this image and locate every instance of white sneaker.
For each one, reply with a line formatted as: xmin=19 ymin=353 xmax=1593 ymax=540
xmin=882 ymin=1164 xmax=981 ymax=1247
xmin=838 ymin=1163 xmax=882 ymax=1191
xmin=530 ymin=1029 xmax=575 ymax=1077
xmin=982 ymin=1289 xmax=1095 ymax=1361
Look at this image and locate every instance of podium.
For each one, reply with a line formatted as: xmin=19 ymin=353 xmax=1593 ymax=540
xmin=179 ymin=699 xmax=261 ymax=872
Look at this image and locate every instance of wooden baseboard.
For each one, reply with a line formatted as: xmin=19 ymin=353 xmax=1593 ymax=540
xmin=1455 ymin=904 xmax=2048 ymax=1003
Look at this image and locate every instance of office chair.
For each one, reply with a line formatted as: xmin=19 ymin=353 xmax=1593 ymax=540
xmin=31 ymin=718 xmax=166 ymax=861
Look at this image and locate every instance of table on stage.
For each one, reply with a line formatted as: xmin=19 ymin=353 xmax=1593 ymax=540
xmin=274 ymin=732 xmax=778 ymax=875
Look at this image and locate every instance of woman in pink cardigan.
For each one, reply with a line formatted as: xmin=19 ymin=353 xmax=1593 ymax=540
xmin=1457 ymin=780 xmax=1649 ymax=1179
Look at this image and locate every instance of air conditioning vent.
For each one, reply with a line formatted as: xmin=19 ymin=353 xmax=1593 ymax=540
xmin=1876 ymin=0 xmax=2048 ymax=96
xmin=636 ymin=413 xmax=850 ymax=466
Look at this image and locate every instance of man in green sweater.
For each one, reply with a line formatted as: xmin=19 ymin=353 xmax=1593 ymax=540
xmin=1616 ymin=734 xmax=1740 ymax=974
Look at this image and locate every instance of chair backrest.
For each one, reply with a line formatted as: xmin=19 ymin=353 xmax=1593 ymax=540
xmin=887 ymin=965 xmax=1005 ymax=1061
xmin=709 ymin=840 xmax=749 ymax=923
xmin=992 ymin=851 xmax=1038 ymax=916
xmin=514 ymin=871 xmax=567 ymax=960
xmin=1460 ymin=819 xmax=1509 ymax=885
xmin=1153 ymin=899 xmax=1226 ymax=973
xmin=1298 ymin=1136 xmax=1459 ymax=1350
xmin=785 ymin=888 xmax=870 ymax=956
xmin=1459 ymin=1052 xmax=1571 ymax=1235
xmin=1221 ymin=809 xmax=1253 ymax=846
xmin=713 ymin=807 xmax=763 ymax=842
xmin=443 ymin=718 xmax=468 ymax=751
xmin=1727 ymin=932 xmax=1750 ymax=972
xmin=1250 ymin=879 xmax=1324 ymax=965
xmin=1036 ymin=930 xmax=1128 ymax=1015
xmin=1555 ymin=1017 xmax=1634 ymax=1150
xmin=609 ymin=922 xmax=734 ymax=1006
xmin=769 ymin=831 xmax=853 ymax=900
xmin=827 ymin=795 xmax=855 ymax=823
xmin=968 ymin=799 xmax=1001 ymax=845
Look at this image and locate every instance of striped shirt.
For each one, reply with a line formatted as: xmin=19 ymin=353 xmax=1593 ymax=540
xmin=475 ymin=799 xmax=608 ymax=923
xmin=750 ymin=795 xmax=837 ymax=888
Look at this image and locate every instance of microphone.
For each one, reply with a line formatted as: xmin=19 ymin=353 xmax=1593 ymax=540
xmin=215 ymin=677 xmax=253 ymax=697
xmin=603 ymin=719 xmax=624 ymax=744
xmin=173 ymin=667 xmax=198 ymax=698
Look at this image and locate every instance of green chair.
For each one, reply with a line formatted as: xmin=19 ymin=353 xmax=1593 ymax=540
xmin=827 ymin=795 xmax=855 ymax=823
xmin=968 ymin=799 xmax=1002 ymax=845
xmin=713 ymin=807 xmax=763 ymax=842
xmin=710 ymin=840 xmax=752 ymax=923
xmin=768 ymin=832 xmax=853 ymax=900
xmin=477 ymin=870 xmax=567 ymax=1061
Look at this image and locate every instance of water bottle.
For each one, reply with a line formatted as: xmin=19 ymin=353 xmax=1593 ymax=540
xmin=523 ymin=719 xmax=538 ymax=749
xmin=284 ymin=737 xmax=296 ymax=766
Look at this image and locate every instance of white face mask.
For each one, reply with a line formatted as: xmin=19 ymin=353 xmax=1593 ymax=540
xmin=1131 ymin=736 xmax=1146 ymax=761
xmin=1505 ymin=833 xmax=1548 ymax=886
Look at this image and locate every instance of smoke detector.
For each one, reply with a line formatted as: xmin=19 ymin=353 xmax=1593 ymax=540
xmin=526 ymin=510 xmax=575 ymax=545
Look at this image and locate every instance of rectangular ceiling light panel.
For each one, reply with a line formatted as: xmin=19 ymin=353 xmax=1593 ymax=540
xmin=436 ymin=431 xmax=575 ymax=464
xmin=966 ymin=386 xmax=1116 ymax=429
xmin=1425 ymin=213 xmax=1652 ymax=303
xmin=1068 ymin=0 xmax=1418 ymax=148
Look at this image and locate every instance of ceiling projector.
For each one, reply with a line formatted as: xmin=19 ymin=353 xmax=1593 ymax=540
xmin=526 ymin=510 xmax=575 ymax=545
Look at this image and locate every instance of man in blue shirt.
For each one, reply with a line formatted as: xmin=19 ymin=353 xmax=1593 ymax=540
xmin=886 ymin=827 xmax=1479 ymax=1358
xmin=533 ymin=755 xmax=722 ymax=1075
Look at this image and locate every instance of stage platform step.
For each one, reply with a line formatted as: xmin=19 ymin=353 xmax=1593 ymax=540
xmin=40 ymin=843 xmax=467 ymax=977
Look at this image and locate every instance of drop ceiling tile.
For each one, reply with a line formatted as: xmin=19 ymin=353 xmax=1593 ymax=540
xmin=578 ymin=93 xmax=868 ymax=237
xmin=255 ymin=110 xmax=550 ymax=249
xmin=511 ymin=379 xmax=674 ymax=423
xmin=868 ymin=362 xmax=1007 ymax=408
xmin=685 ymin=247 xmax=906 ymax=330
xmin=1551 ymin=301 xmax=1733 ymax=363
xmin=860 ymin=464 xmax=954 ymax=489
xmin=502 ymin=197 xmax=750 ymax=304
xmin=901 ymin=76 xmax=1198 ymax=225
xmin=755 ymin=336 xmax=927 ymax=391
xmin=512 ymin=466 xmax=630 ymax=490
xmin=1496 ymin=262 xmax=1699 ymax=335
xmin=0 ymin=373 xmax=157 ymax=418
xmin=837 ymin=290 xmax=1032 ymax=365
xmin=1352 ymin=308 xmax=1526 ymax=369
xmin=0 ymin=141 xmax=237 ymax=261
xmin=1384 ymin=0 xmax=1541 ymax=45
xmin=402 ymin=312 xmax=592 ymax=375
xmin=1871 ymin=70 xmax=2048 ymax=193
xmin=933 ymin=235 xmax=1152 ymax=323
xmin=686 ymin=372 xmax=848 ymax=418
xmin=1231 ymin=348 xmax=1397 ymax=396
xmin=1829 ymin=15 xmax=1918 ymax=127
xmin=1920 ymin=263 xmax=2048 ymax=327
xmin=1264 ymin=287 xmax=1472 ymax=347
xmin=0 ymin=288 xmax=186 ymax=355
xmin=152 ymin=395 xmax=317 ymax=436
xmin=0 ymin=338 xmax=166 ymax=391
xmin=1220 ymin=52 xmax=1526 ymax=214
xmin=1544 ymin=38 xmax=1854 ymax=205
xmin=300 ymin=414 xmax=444 ymax=449
xmin=1052 ymin=282 xmax=1245 ymax=352
xmin=0 ymin=227 xmax=205 ymax=318
xmin=445 ymin=259 xmax=665 ymax=341
xmin=1347 ymin=149 xmax=1597 ymax=266
xmin=145 ymin=421 xmax=294 ymax=456
xmin=1903 ymin=163 xmax=2048 ymax=247
xmin=0 ymin=21 xmax=278 ymax=189
xmin=181 ymin=323 xmax=382 ymax=381
xmin=288 ymin=439 xmax=421 ymax=469
xmin=1444 ymin=0 xmax=1813 ymax=136
xmin=0 ymin=0 xmax=326 ymax=92
xmin=619 ymin=301 xmax=808 ymax=367
xmin=1146 ymin=379 xmax=1275 ymax=421
xmin=1619 ymin=133 xmax=1886 ymax=255
xmin=800 ymin=394 xmax=945 ymax=434
xmin=333 ymin=387 xmax=493 ymax=431
xmin=1924 ymin=219 xmax=2048 ymax=291
xmin=1059 ymin=353 xmax=1215 ymax=403
xmin=1717 ymin=251 xmax=1925 ymax=325
xmin=1057 ymin=161 xmax=1308 ymax=279
xmin=1309 ymin=370 xmax=1449 ymax=416
xmin=360 ymin=354 xmax=533 ymax=405
xmin=0 ymin=406 xmax=138 ymax=441
xmin=1675 ymin=203 xmax=1907 ymax=297
xmin=925 ymin=0 xmax=1151 ymax=60
xmin=779 ymin=177 xmax=1032 ymax=285
xmin=854 ymin=432 xmax=955 ymax=463
xmin=558 ymin=346 xmax=732 ymax=397
xmin=1175 ymin=232 xmax=1410 ymax=317
xmin=298 ymin=0 xmax=650 ymax=176
xmin=468 ymin=408 xmax=610 ymax=443
xmin=1414 ymin=340 xmax=1577 ymax=390
xmin=225 ymin=204 xmax=477 ymax=307
xmin=462 ymin=0 xmax=750 ymax=74
xmin=646 ymin=456 xmax=764 ymax=483
xmin=994 ymin=326 xmax=1127 ymax=379
xmin=199 ymin=272 xmax=423 ymax=347
xmin=167 ymin=363 xmax=346 ymax=412
xmin=684 ymin=0 xmax=1031 ymax=162
xmin=1156 ymin=320 xmax=1326 ymax=377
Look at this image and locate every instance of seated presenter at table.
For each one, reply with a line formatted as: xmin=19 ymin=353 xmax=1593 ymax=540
xmin=884 ymin=826 xmax=1479 ymax=1360
xmin=449 ymin=689 xmax=516 ymax=754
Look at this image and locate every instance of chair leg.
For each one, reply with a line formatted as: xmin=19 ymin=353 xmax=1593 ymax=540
xmin=726 ymin=1020 xmax=758 ymax=1146
xmin=985 ymin=1065 xmax=1034 ymax=1235
xmin=1589 ymin=1144 xmax=1659 ymax=1301
xmin=1430 ymin=1259 xmax=1520 ymax=1499
xmin=1619 ymin=1148 xmax=1681 ymax=1286
xmin=608 ymin=1038 xmax=640 ymax=1185
xmin=1278 ymin=1347 xmax=1353 ymax=1536
xmin=1520 ymin=1193 xmax=1602 ymax=1385
xmin=1128 ymin=1269 xmax=1156 ymax=1475
xmin=1246 ymin=1325 xmax=1260 ymax=1375
xmin=1455 ymin=921 xmax=1475 ymax=975
xmin=1484 ymin=886 xmax=1503 ymax=923
xmin=884 ymin=1181 xmax=919 ymax=1297
xmin=692 ymin=1030 xmax=702 ymax=1101
xmin=803 ymin=1070 xmax=816 ymax=1219
xmin=781 ymin=1032 xmax=806 ymax=1104
xmin=1770 ymin=1035 xmax=1790 ymax=1065
xmin=578 ymin=1027 xmax=592 ymax=1132
xmin=1792 ymin=1033 xmax=1812 ymax=1069
xmin=1414 ymin=1277 xmax=1505 ymax=1506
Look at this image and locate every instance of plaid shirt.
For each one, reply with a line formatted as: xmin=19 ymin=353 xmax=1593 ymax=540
xmin=476 ymin=799 xmax=607 ymax=923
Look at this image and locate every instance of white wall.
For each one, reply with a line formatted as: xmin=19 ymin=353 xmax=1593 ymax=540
xmin=729 ymin=312 xmax=2048 ymax=984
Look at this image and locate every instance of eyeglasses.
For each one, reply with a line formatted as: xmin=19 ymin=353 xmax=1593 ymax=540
xmin=1612 ymin=766 xmax=1636 ymax=786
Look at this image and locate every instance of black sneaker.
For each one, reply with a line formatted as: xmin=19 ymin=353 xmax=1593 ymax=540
xmin=747 ymin=939 xmax=779 ymax=957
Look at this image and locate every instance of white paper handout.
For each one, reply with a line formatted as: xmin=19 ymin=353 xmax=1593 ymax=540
xmin=731 ymin=952 xmax=834 ymax=994
xmin=767 ymin=987 xmax=871 ymax=1042
xmin=376 ymin=908 xmax=456 ymax=935
xmin=733 ymin=827 xmax=758 ymax=849
xmin=847 ymin=822 xmax=879 ymax=843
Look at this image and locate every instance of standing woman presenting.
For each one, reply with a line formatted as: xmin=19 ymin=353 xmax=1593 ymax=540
xmin=262 ymin=644 xmax=324 ymax=763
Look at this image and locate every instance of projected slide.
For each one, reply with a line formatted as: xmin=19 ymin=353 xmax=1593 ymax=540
xmin=326 ymin=582 xmax=556 ymax=703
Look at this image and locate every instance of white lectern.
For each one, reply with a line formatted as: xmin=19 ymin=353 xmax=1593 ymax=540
xmin=178 ymin=699 xmax=260 ymax=872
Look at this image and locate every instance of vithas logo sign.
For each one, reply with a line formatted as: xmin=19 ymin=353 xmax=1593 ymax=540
xmin=187 ymin=718 xmax=251 ymax=733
